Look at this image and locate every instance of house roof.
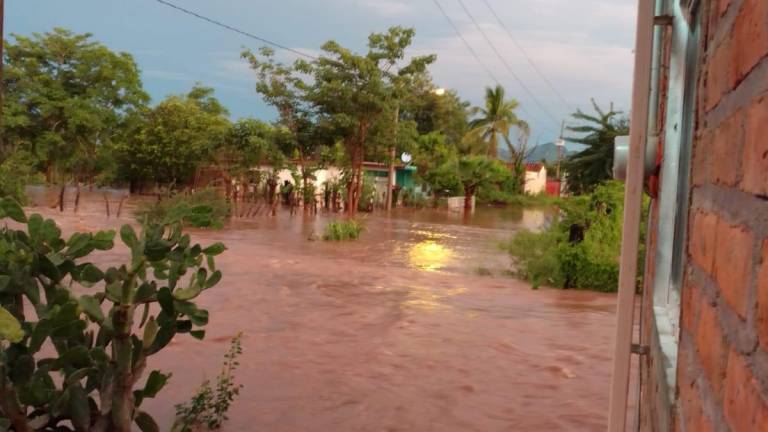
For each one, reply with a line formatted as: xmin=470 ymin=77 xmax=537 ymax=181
xmin=524 ymin=162 xmax=545 ymax=172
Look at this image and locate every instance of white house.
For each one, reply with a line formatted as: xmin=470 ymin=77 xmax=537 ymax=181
xmin=523 ymin=163 xmax=547 ymax=195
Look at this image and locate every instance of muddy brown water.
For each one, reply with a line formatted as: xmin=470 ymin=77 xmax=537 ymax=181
xmin=22 ymin=189 xmax=621 ymax=431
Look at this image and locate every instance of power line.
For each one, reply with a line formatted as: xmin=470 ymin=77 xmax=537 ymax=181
xmin=429 ymin=0 xmax=500 ymax=86
xmin=153 ymin=0 xmax=317 ymax=60
xmin=455 ymin=0 xmax=562 ymax=128
xmin=429 ymin=0 xmax=541 ymax=125
xmin=480 ymin=0 xmax=574 ymax=111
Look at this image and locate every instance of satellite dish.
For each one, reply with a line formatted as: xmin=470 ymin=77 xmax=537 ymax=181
xmin=401 ymin=152 xmax=412 ymax=164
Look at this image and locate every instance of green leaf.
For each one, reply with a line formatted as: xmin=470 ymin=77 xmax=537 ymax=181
xmin=69 ymin=383 xmax=90 ymax=432
xmin=18 ymin=372 xmax=55 ymax=406
xmin=0 ymin=197 xmax=27 ymax=223
xmin=92 ymin=230 xmax=115 ymax=250
xmin=157 ymin=288 xmax=175 ymax=315
xmin=142 ymin=317 xmax=159 ymax=349
xmin=29 ymin=320 xmax=51 ymax=353
xmin=172 ymin=282 xmax=202 ymax=301
xmin=190 ymin=330 xmax=206 ymax=340
xmin=79 ymin=264 xmax=105 ymax=284
xmin=0 ymin=306 xmax=24 ymax=343
xmin=135 ymin=282 xmax=157 ymax=303
xmin=0 ymin=275 xmax=10 ymax=291
xmin=205 ymin=270 xmax=222 ymax=289
xmin=78 ymin=295 xmax=104 ymax=323
xmin=202 ymin=242 xmax=226 ymax=256
xmin=135 ymin=411 xmax=160 ymax=432
xmin=66 ymin=368 xmax=94 ymax=385
xmin=66 ymin=233 xmax=95 ymax=259
xmin=142 ymin=370 xmax=170 ymax=398
xmin=120 ymin=224 xmax=138 ymax=248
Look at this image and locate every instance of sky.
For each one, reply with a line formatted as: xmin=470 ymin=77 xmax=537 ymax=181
xmin=7 ymin=0 xmax=638 ymax=144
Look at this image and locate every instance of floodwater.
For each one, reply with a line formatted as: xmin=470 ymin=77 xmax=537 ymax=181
xmin=23 ymin=188 xmax=620 ymax=431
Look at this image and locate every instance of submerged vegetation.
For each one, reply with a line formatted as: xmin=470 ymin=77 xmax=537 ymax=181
xmin=505 ymin=181 xmax=638 ymax=292
xmin=323 ymin=219 xmax=364 ymax=241
xmin=137 ymin=189 xmax=230 ymax=229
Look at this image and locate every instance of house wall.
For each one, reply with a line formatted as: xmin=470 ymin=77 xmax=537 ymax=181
xmin=642 ymin=0 xmax=768 ymax=430
xmin=675 ymin=0 xmax=768 ymax=429
xmin=524 ymin=167 xmax=547 ymax=195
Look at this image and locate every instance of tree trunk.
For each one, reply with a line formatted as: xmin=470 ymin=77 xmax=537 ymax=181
xmin=464 ymin=186 xmax=475 ymax=212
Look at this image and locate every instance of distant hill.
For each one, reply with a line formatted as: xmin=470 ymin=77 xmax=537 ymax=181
xmin=496 ymin=142 xmax=582 ymax=163
xmin=524 ymin=142 xmax=577 ymax=163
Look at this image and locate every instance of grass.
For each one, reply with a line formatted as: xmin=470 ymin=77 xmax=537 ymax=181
xmin=137 ymin=188 xmax=230 ymax=229
xmin=323 ymin=219 xmax=363 ymax=241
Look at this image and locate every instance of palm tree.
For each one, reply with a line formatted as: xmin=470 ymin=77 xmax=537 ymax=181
xmin=562 ymin=99 xmax=629 ymax=194
xmin=466 ymin=85 xmax=522 ymax=158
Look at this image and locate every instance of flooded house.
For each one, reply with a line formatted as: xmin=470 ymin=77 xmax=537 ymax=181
xmin=609 ymin=0 xmax=768 ymax=430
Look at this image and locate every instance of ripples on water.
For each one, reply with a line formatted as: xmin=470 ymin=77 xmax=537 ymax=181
xmin=21 ymin=189 xmax=618 ymax=431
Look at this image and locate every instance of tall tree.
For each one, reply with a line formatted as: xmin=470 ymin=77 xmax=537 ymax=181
xmin=466 ymin=85 xmax=522 ymax=159
xmin=2 ymin=28 xmax=148 ymax=183
xmin=306 ymin=26 xmax=435 ymax=216
xmin=455 ymin=155 xmax=510 ymax=211
xmin=562 ymin=99 xmax=629 ymax=194
xmin=114 ymin=85 xmax=230 ymax=191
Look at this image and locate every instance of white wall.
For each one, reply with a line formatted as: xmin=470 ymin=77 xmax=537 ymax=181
xmin=524 ymin=167 xmax=547 ymax=195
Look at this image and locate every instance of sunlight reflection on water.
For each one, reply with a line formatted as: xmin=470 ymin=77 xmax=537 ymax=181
xmin=408 ymin=240 xmax=453 ymax=272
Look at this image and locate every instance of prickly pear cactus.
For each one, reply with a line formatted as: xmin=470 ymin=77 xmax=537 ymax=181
xmin=0 ymin=197 xmax=225 ymax=431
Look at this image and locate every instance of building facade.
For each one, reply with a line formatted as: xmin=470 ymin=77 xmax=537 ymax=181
xmin=637 ymin=0 xmax=768 ymax=430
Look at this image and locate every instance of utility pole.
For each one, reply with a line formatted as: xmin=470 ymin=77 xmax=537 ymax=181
xmin=385 ymin=103 xmax=398 ymax=212
xmin=556 ymin=120 xmax=565 ymax=180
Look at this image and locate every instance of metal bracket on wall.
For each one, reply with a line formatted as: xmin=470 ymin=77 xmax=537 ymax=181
xmin=631 ymin=344 xmax=650 ymax=356
xmin=654 ymin=15 xmax=674 ymax=26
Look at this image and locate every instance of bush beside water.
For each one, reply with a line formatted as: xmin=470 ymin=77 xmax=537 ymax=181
xmin=323 ymin=219 xmax=363 ymax=241
xmin=505 ymin=181 xmax=643 ymax=292
xmin=138 ymin=188 xmax=230 ymax=228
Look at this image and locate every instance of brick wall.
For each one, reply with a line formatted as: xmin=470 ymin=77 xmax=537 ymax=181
xmin=674 ymin=0 xmax=768 ymax=430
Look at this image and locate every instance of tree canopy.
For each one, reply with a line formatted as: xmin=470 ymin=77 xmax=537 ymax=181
xmin=563 ymin=99 xmax=629 ymax=194
xmin=3 ymin=28 xmax=148 ymax=183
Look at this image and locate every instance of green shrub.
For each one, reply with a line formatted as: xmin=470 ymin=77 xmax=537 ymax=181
xmin=173 ymin=333 xmax=244 ymax=431
xmin=0 ymin=151 xmax=43 ymax=203
xmin=505 ymin=228 xmax=566 ymax=289
xmin=138 ymin=188 xmax=230 ymax=229
xmin=505 ymin=181 xmax=640 ymax=292
xmin=0 ymin=197 xmax=225 ymax=431
xmin=323 ymin=219 xmax=363 ymax=241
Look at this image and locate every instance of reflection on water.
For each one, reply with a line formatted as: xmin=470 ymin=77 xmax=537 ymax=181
xmin=403 ymin=285 xmax=467 ymax=311
xmin=408 ymin=240 xmax=453 ymax=272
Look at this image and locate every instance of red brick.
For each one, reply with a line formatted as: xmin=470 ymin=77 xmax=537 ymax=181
xmin=758 ymin=239 xmax=768 ymax=351
xmin=678 ymin=377 xmax=715 ymax=432
xmin=691 ymin=131 xmax=709 ymax=187
xmin=714 ymin=222 xmax=753 ymax=319
xmin=696 ymin=299 xmax=728 ymax=395
xmin=682 ymin=281 xmax=698 ymax=332
xmin=742 ymin=96 xmax=768 ymax=196
xmin=709 ymin=113 xmax=743 ymax=186
xmin=731 ymin=0 xmax=768 ymax=84
xmin=706 ymin=38 xmax=734 ymax=111
xmin=690 ymin=211 xmax=718 ymax=274
xmin=723 ymin=350 xmax=768 ymax=431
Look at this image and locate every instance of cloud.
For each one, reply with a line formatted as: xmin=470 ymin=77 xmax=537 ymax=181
xmin=356 ymin=0 xmax=413 ymax=16
xmin=413 ymin=16 xmax=634 ymax=136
